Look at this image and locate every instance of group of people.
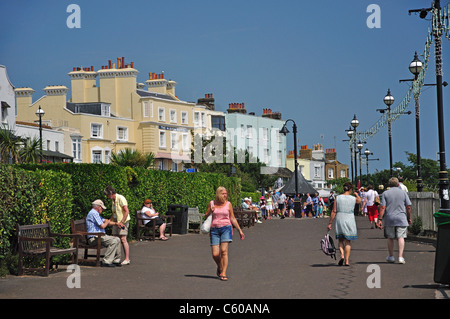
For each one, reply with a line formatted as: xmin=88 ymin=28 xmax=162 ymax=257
xmin=327 ymin=177 xmax=412 ymax=266
xmin=86 ymin=186 xmax=170 ymax=268
xmin=242 ymin=191 xmax=330 ymax=223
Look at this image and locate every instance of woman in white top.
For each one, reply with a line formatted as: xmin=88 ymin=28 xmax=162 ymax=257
xmin=141 ymin=199 xmax=168 ymax=240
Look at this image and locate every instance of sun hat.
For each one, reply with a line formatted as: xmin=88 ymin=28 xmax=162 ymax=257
xmin=92 ymin=199 xmax=106 ymax=209
xmin=260 ymin=196 xmax=264 ymax=199
xmin=144 ymin=199 xmax=152 ymax=204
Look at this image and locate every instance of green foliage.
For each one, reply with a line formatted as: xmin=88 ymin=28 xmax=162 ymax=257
xmin=409 ymin=216 xmax=423 ymax=235
xmin=110 ymin=148 xmax=155 ymax=168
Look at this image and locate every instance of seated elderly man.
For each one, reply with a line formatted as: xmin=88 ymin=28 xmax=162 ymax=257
xmin=86 ymin=199 xmax=122 ymax=267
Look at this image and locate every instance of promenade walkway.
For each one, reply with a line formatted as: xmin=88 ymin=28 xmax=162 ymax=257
xmin=1 ymin=216 xmax=448 ymax=307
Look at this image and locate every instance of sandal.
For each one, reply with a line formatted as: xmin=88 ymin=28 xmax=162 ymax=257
xmin=219 ymin=275 xmax=228 ymax=281
xmin=160 ymin=237 xmax=169 ymax=241
xmin=338 ymin=258 xmax=344 ymax=266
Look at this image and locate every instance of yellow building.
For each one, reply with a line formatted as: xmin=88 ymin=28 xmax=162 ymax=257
xmin=15 ymin=57 xmax=221 ymax=170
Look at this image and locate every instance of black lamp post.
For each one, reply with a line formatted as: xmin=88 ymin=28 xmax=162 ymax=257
xmin=350 ymin=115 xmax=359 ymax=187
xmin=346 ymin=127 xmax=354 ymax=183
xmin=383 ymin=89 xmax=394 ymax=177
xmin=400 ymin=51 xmax=424 ymax=191
xmin=280 ymin=119 xmax=298 ymax=197
xmin=35 ymin=105 xmax=45 ymax=163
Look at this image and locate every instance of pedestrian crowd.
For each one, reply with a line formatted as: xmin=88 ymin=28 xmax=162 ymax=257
xmin=83 ymin=177 xmax=412 ymax=278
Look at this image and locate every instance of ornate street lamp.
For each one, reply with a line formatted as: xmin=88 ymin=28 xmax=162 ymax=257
xmin=280 ymin=119 xmax=299 ymax=197
xmin=350 ymin=115 xmax=359 ymax=186
xmin=35 ymin=106 xmax=45 ymax=163
xmin=346 ymin=128 xmax=354 ymax=183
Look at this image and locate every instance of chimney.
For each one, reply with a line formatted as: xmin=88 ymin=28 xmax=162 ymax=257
xmin=121 ymin=57 xmax=125 ymax=69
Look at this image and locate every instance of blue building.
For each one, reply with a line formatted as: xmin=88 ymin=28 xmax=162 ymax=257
xmin=225 ymin=104 xmax=286 ymax=171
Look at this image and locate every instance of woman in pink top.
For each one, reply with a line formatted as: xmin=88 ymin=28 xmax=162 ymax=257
xmin=205 ymin=187 xmax=245 ymax=281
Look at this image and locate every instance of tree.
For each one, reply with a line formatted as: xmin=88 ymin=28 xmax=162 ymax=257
xmin=110 ymin=148 xmax=155 ymax=168
xmin=19 ymin=137 xmax=42 ymax=164
xmin=0 ymin=125 xmax=21 ymax=164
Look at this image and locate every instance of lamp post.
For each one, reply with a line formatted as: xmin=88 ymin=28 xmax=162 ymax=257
xmin=364 ymin=148 xmax=379 ymax=186
xmin=400 ymin=51 xmax=424 ymax=191
xmin=383 ymin=89 xmax=394 ymax=177
xmin=350 ymin=115 xmax=359 ymax=187
xmin=357 ymin=141 xmax=365 ymax=187
xmin=409 ymin=0 xmax=450 ymax=284
xmin=280 ymin=119 xmax=298 ymax=197
xmin=346 ymin=127 xmax=354 ymax=183
xmin=35 ymin=105 xmax=45 ymax=163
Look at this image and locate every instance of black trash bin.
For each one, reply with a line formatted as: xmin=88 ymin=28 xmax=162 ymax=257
xmin=294 ymin=199 xmax=302 ymax=218
xmin=168 ymin=204 xmax=188 ymax=234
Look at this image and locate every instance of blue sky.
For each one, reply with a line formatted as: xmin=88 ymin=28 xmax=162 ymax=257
xmin=1 ymin=0 xmax=449 ymax=174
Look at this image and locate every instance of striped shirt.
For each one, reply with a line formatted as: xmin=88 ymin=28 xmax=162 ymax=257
xmin=86 ymin=208 xmax=105 ymax=238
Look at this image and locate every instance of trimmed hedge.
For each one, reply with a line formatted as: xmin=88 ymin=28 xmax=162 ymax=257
xmin=14 ymin=163 xmax=241 ymax=236
xmin=0 ymin=165 xmax=73 ymax=272
xmin=1 ymin=163 xmax=240 ymax=275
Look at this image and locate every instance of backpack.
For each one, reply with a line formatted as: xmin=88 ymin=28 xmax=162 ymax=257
xmin=320 ymin=233 xmax=336 ymax=260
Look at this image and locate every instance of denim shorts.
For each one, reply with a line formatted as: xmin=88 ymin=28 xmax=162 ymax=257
xmin=210 ymin=225 xmax=233 ymax=246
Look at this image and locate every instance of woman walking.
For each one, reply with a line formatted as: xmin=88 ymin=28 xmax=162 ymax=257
xmin=327 ymin=182 xmax=361 ymax=266
xmin=205 ymin=186 xmax=245 ymax=281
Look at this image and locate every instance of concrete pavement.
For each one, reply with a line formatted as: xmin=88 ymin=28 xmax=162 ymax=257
xmin=1 ymin=216 xmax=448 ymax=306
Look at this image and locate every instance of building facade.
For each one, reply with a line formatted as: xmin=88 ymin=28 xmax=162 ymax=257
xmin=15 ymin=58 xmax=223 ymax=170
xmin=225 ymin=105 xmax=286 ymax=170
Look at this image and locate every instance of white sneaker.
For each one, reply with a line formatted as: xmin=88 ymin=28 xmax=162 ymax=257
xmin=386 ymin=256 xmax=395 ymax=263
xmin=398 ymin=257 xmax=406 ymax=264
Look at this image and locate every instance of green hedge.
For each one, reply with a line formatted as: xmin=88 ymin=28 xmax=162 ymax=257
xmin=1 ymin=163 xmax=240 ymax=275
xmin=0 ymin=165 xmax=73 ymax=274
xmin=14 ymin=163 xmax=241 ymax=235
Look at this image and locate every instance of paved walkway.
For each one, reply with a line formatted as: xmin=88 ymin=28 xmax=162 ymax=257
xmin=1 ymin=216 xmax=448 ymax=307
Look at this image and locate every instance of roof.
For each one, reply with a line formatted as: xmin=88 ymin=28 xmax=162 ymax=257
xmin=136 ymin=89 xmax=177 ymax=101
xmin=282 ymin=169 xmax=318 ymax=195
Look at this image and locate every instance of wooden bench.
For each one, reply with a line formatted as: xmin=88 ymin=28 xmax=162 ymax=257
xmin=17 ymin=223 xmax=79 ymax=276
xmin=188 ymin=207 xmax=204 ymax=233
xmin=70 ymin=218 xmax=105 ymax=267
xmin=136 ymin=210 xmax=174 ymax=241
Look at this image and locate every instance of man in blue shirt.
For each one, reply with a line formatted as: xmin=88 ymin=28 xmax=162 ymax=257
xmin=86 ymin=199 xmax=122 ymax=267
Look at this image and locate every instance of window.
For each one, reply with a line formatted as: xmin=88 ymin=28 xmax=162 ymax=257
xmin=117 ymin=127 xmax=128 ymax=141
xmin=46 ymin=140 xmax=51 ymax=151
xmin=263 ymin=128 xmax=268 ymax=140
xmin=247 ymin=125 xmax=253 ymax=138
xmin=159 ymin=131 xmax=166 ymax=148
xmin=264 ymin=148 xmax=269 ymax=164
xmin=201 ymin=112 xmax=206 ymax=127
xmin=158 ymin=107 xmax=165 ymax=121
xmin=171 ymin=162 xmax=178 ymax=172
xmin=143 ymin=102 xmax=149 ymax=118
xmin=340 ymin=169 xmax=346 ymax=178
xmin=194 ymin=111 xmax=200 ymax=127
xmin=91 ymin=123 xmax=103 ymax=138
xmin=55 ymin=141 xmax=59 ymax=152
xmin=181 ymin=112 xmax=188 ymax=124
xmin=278 ymin=150 xmax=282 ymax=166
xmin=104 ymin=150 xmax=110 ymax=164
xmin=171 ymin=132 xmax=178 ymax=150
xmin=314 ymin=166 xmax=321 ymax=178
xmin=211 ymin=115 xmax=225 ymax=131
xmin=170 ymin=110 xmax=177 ymax=123
xmin=328 ymin=168 xmax=334 ymax=179
xmin=101 ymin=104 xmax=110 ymax=117
xmin=72 ymin=137 xmax=81 ymax=161
xmin=241 ymin=124 xmax=245 ymax=138
xmin=92 ymin=150 xmax=102 ymax=163
xmin=182 ymin=133 xmax=190 ymax=151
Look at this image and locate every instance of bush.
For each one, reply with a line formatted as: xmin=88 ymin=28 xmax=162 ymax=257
xmin=409 ymin=216 xmax=423 ymax=235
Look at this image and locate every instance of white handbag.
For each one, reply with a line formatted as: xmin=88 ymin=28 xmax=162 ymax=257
xmin=200 ymin=214 xmax=212 ymax=234
xmin=200 ymin=201 xmax=214 ymax=234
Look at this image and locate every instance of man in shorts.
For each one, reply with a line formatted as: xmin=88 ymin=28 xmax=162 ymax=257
xmin=377 ymin=177 xmax=412 ymax=264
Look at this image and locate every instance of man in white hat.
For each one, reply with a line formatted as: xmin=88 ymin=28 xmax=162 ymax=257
xmin=86 ymin=199 xmax=122 ymax=267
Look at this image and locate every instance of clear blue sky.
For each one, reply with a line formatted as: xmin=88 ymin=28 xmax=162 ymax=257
xmin=1 ymin=0 xmax=449 ymax=174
